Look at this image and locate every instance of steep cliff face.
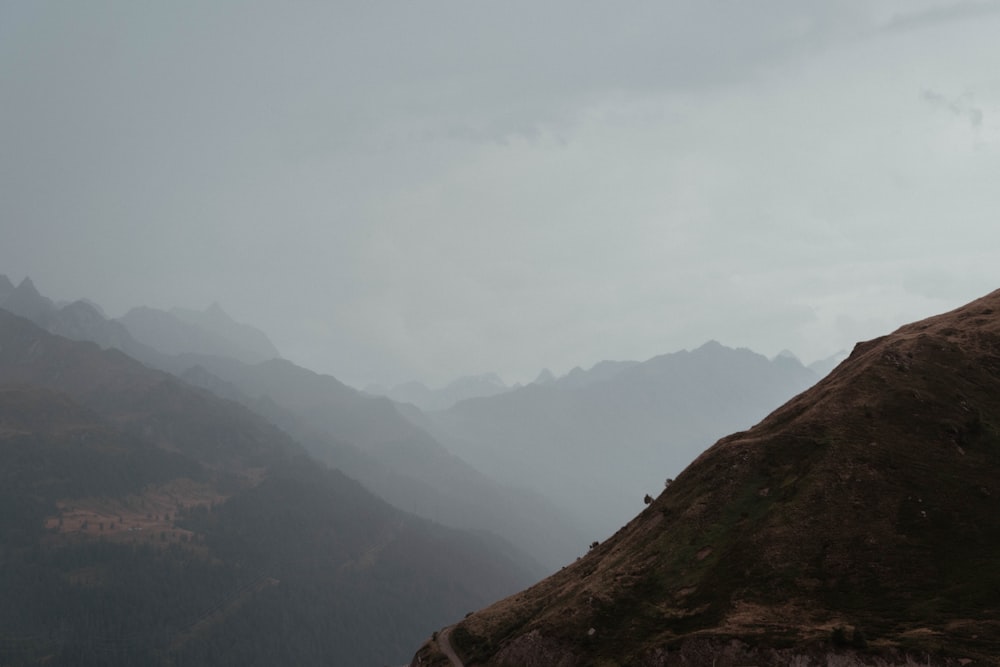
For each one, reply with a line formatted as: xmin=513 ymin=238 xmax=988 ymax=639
xmin=413 ymin=289 xmax=1000 ymax=666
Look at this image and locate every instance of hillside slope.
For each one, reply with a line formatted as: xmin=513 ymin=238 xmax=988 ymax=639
xmin=412 ymin=289 xmax=1000 ymax=666
xmin=0 ymin=309 xmax=536 ymax=666
xmin=1 ymin=276 xmax=583 ymax=570
xmin=428 ymin=342 xmax=819 ymax=541
xmin=173 ymin=353 xmax=584 ymax=570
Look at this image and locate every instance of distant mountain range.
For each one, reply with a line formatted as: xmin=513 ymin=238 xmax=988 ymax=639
xmin=370 ymin=351 xmax=846 ymax=415
xmin=424 ymin=340 xmax=823 ymax=541
xmin=0 ymin=277 xmax=280 ymax=369
xmin=414 ymin=289 xmax=1000 ymax=665
xmin=120 ymin=303 xmax=280 ymax=364
xmin=0 ymin=276 xmax=151 ymax=360
xmin=3 ymin=272 xmax=872 ymax=665
xmin=367 ymin=372 xmax=512 ymax=412
xmin=170 ymin=353 xmax=583 ymax=570
xmin=1 ymin=274 xmax=835 ymax=569
xmin=0 ymin=275 xmax=586 ymax=570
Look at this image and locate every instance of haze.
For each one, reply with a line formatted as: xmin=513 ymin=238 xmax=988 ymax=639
xmin=3 ymin=1 xmax=999 ymax=389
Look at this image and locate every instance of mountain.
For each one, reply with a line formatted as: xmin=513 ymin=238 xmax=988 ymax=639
xmin=0 ymin=273 xmax=14 ymax=299
xmin=0 ymin=309 xmax=537 ymax=666
xmin=1 ymin=276 xmax=583 ymax=569
xmin=555 ymin=360 xmax=640 ymax=390
xmin=809 ymin=349 xmax=850 ymax=378
xmin=0 ymin=275 xmax=56 ymax=325
xmin=0 ymin=275 xmax=162 ymax=364
xmin=171 ymin=302 xmax=281 ymax=361
xmin=426 ymin=341 xmax=820 ymax=543
xmin=534 ymin=367 xmax=557 ymax=385
xmin=0 ymin=279 xmax=275 ymax=371
xmin=412 ymin=289 xmax=1000 ymax=666
xmin=119 ymin=303 xmax=279 ymax=364
xmin=173 ymin=354 xmax=584 ymax=570
xmin=370 ymin=372 xmax=511 ymax=412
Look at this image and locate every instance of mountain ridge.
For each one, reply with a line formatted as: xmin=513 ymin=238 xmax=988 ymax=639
xmin=368 ymin=372 xmax=511 ymax=412
xmin=0 ymin=307 xmax=538 ymax=666
xmin=425 ymin=340 xmax=820 ymax=541
xmin=412 ymin=288 xmax=1000 ymax=666
xmin=173 ymin=353 xmax=583 ymax=570
xmin=1 ymin=275 xmax=583 ymax=569
xmin=120 ymin=304 xmax=280 ymax=365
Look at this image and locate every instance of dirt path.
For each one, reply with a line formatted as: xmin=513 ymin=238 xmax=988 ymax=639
xmin=438 ymin=626 xmax=464 ymax=667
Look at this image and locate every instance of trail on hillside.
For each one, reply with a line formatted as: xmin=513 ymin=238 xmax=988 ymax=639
xmin=438 ymin=627 xmax=464 ymax=667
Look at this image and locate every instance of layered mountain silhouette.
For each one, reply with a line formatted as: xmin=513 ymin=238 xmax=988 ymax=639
xmin=0 ymin=276 xmax=161 ymax=364
xmin=368 ymin=372 xmax=511 ymax=412
xmin=808 ymin=349 xmax=850 ymax=378
xmin=425 ymin=341 xmax=820 ymax=542
xmin=0 ymin=308 xmax=539 ymax=666
xmin=1 ymin=275 xmax=584 ymax=569
xmin=120 ymin=303 xmax=280 ymax=364
xmin=413 ymin=290 xmax=1000 ymax=666
xmin=171 ymin=354 xmax=583 ymax=569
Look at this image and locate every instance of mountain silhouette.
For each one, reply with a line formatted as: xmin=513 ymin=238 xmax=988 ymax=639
xmin=0 ymin=308 xmax=537 ymax=666
xmin=1 ymin=275 xmax=583 ymax=570
xmin=173 ymin=353 xmax=584 ymax=570
xmin=426 ymin=341 xmax=820 ymax=543
xmin=413 ymin=289 xmax=1000 ymax=665
xmin=120 ymin=304 xmax=279 ymax=364
xmin=370 ymin=372 xmax=511 ymax=411
xmin=0 ymin=275 xmax=163 ymax=365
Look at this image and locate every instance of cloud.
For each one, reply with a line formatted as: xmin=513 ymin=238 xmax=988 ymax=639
xmin=4 ymin=2 xmax=1000 ymax=387
xmin=922 ymin=88 xmax=985 ymax=128
xmin=882 ymin=0 xmax=1000 ymax=32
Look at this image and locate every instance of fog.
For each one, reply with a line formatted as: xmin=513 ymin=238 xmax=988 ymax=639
xmin=3 ymin=1 xmax=999 ymax=389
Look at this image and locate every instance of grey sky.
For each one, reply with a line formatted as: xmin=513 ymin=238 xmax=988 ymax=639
xmin=3 ymin=1 xmax=999 ymax=388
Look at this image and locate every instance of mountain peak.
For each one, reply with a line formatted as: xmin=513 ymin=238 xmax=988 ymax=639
xmin=59 ymin=299 xmax=104 ymax=321
xmin=153 ymin=303 xmax=281 ymax=363
xmin=206 ymin=301 xmax=230 ymax=320
xmin=694 ymin=339 xmax=725 ymax=352
xmin=774 ymin=348 xmax=800 ymax=361
xmin=15 ymin=276 xmax=41 ymax=297
xmin=1 ymin=275 xmax=55 ymax=323
xmin=533 ymin=368 xmax=556 ymax=384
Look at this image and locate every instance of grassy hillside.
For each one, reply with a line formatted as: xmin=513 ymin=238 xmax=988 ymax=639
xmin=413 ymin=289 xmax=1000 ymax=666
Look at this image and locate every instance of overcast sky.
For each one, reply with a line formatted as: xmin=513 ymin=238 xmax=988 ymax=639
xmin=3 ymin=1 xmax=1000 ymax=388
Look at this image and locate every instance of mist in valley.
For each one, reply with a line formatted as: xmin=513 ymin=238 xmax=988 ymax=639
xmin=3 ymin=2 xmax=999 ymax=665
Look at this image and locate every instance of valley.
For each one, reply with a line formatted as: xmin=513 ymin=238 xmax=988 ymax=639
xmin=6 ymin=5 xmax=995 ymax=664
xmin=5 ymin=276 xmax=1000 ymax=666
xmin=411 ymin=289 xmax=1000 ymax=666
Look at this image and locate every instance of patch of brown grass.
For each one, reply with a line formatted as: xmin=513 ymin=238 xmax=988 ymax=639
xmin=44 ymin=478 xmax=230 ymax=547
